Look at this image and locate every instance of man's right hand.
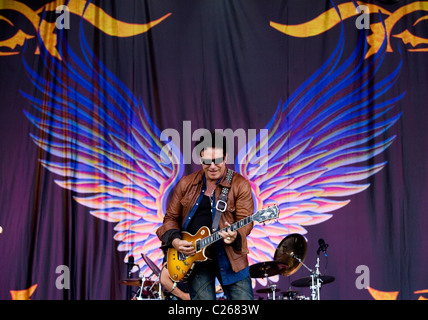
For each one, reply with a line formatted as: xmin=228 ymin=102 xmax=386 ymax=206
xmin=172 ymin=238 xmax=196 ymax=256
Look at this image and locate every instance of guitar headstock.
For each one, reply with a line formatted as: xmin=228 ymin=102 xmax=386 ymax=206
xmin=252 ymin=205 xmax=279 ymax=224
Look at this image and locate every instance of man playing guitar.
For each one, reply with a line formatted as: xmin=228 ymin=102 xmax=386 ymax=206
xmin=156 ymin=131 xmax=255 ymax=300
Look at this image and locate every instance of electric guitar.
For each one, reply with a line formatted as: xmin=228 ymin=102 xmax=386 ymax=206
xmin=166 ymin=205 xmax=279 ymax=282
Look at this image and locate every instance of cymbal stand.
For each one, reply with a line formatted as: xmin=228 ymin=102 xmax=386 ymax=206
xmin=135 ymin=275 xmax=147 ymax=300
xmin=312 ymin=256 xmax=321 ymax=300
xmin=263 ymin=271 xmax=277 ymax=300
xmin=291 ymin=254 xmax=322 ymax=300
xmin=150 ymin=278 xmax=162 ymax=300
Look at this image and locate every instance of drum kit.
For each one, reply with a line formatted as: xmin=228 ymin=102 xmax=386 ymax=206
xmin=249 ymin=234 xmax=335 ymax=300
xmin=121 ymin=234 xmax=334 ymax=301
xmin=121 ymin=253 xmax=164 ymax=300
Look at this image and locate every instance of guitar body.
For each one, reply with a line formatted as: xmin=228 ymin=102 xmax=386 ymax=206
xmin=165 ymin=205 xmax=279 ymax=282
xmin=167 ymin=226 xmax=211 ymax=282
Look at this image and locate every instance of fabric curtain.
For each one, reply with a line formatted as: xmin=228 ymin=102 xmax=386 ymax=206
xmin=0 ymin=0 xmax=427 ymax=300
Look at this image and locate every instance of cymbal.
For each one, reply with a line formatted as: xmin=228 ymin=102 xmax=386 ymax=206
xmin=256 ymin=287 xmax=280 ymax=294
xmin=141 ymin=253 xmax=161 ymax=274
xmin=274 ymin=233 xmax=307 ymax=276
xmin=249 ymin=261 xmax=289 ymax=278
xmin=120 ymin=278 xmax=142 ymax=286
xmin=291 ymin=275 xmax=335 ymax=287
xmin=120 ymin=278 xmax=157 ymax=286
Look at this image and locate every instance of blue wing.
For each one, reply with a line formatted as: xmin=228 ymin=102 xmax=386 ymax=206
xmin=21 ymin=26 xmax=183 ymax=276
xmin=236 ymin=25 xmax=404 ymax=271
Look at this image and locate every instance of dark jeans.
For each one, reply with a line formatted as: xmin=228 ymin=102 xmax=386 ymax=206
xmin=188 ymin=262 xmax=254 ymax=300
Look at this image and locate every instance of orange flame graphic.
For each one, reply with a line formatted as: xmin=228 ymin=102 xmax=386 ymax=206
xmin=10 ymin=284 xmax=38 ymax=300
xmin=270 ymin=1 xmax=428 ymax=58
xmin=368 ymin=287 xmax=428 ymax=300
xmin=0 ymin=0 xmax=171 ymax=59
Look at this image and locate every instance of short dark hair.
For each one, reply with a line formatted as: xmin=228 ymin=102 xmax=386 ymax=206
xmin=194 ymin=130 xmax=227 ymax=158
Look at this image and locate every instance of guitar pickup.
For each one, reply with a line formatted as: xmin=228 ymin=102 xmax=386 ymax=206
xmin=177 ymin=252 xmax=187 ymax=261
xmin=195 ymin=240 xmax=201 ymax=251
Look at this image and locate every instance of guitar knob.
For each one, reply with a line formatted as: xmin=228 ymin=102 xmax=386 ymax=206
xmin=176 ymin=266 xmax=180 ymax=270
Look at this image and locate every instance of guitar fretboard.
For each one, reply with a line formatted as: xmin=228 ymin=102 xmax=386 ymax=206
xmin=197 ymin=216 xmax=253 ymax=249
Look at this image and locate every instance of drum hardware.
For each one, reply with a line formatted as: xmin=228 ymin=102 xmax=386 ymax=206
xmin=121 ymin=253 xmax=164 ymax=300
xmin=291 ymin=275 xmax=335 ymax=288
xmin=289 ymin=238 xmax=335 ymax=300
xmin=249 ymin=261 xmax=287 ymax=300
xmin=136 ymin=275 xmax=163 ymax=300
xmin=249 ymin=234 xmax=335 ymax=301
xmin=256 ymin=286 xmax=280 ymax=300
xmin=260 ymin=282 xmax=278 ymax=300
xmin=250 ymin=234 xmax=308 ymax=300
xmin=139 ymin=253 xmax=163 ymax=300
xmin=281 ymin=290 xmax=298 ymax=300
xmin=121 ymin=276 xmax=163 ymax=300
xmin=281 ymin=290 xmax=309 ymax=300
xmin=256 ymin=287 xmax=280 ymax=294
xmin=289 ymin=253 xmax=322 ymax=300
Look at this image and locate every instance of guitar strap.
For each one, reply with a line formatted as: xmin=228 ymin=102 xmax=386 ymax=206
xmin=211 ymin=168 xmax=234 ymax=232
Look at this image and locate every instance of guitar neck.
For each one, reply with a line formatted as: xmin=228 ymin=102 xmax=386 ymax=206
xmin=197 ymin=215 xmax=254 ymax=250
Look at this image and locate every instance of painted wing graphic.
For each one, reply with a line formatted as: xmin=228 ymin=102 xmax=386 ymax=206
xmin=21 ymin=28 xmax=183 ymax=276
xmin=236 ymin=29 xmax=404 ymax=270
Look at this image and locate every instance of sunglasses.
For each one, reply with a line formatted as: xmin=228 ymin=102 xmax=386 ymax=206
xmin=200 ymin=157 xmax=225 ymax=165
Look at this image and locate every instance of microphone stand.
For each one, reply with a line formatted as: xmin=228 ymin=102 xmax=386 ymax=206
xmin=126 ymin=257 xmax=135 ymax=300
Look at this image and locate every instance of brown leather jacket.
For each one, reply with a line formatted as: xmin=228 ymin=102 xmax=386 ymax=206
xmin=156 ymin=168 xmax=254 ymax=273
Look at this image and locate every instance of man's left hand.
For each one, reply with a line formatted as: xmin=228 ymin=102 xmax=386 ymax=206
xmin=219 ymin=221 xmax=237 ymax=245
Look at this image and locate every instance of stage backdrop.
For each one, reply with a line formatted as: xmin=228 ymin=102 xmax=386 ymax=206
xmin=1 ymin=0 xmax=428 ymax=300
